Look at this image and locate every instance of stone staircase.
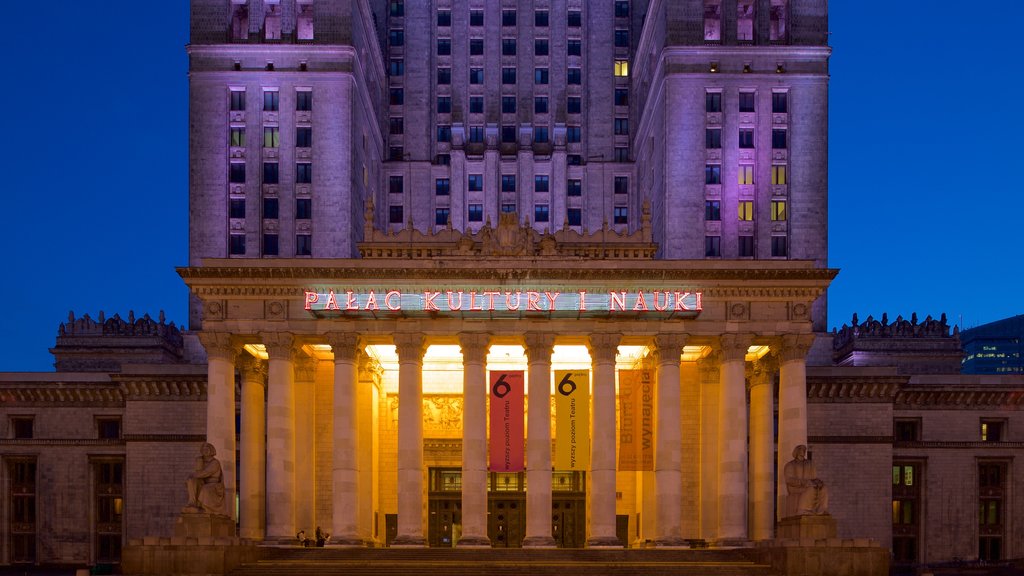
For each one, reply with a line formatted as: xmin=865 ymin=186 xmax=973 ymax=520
xmin=228 ymin=547 xmax=781 ymax=576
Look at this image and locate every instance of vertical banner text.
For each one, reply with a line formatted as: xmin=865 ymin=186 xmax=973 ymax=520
xmin=488 ymin=371 xmax=525 ymax=472
xmin=554 ymin=370 xmax=590 ymax=470
xmin=618 ymin=369 xmax=654 ymax=471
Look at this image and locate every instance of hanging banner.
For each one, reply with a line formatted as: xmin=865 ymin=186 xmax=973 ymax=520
xmin=554 ymin=370 xmax=590 ymax=471
xmin=488 ymin=371 xmax=524 ymax=472
xmin=618 ymin=369 xmax=654 ymax=471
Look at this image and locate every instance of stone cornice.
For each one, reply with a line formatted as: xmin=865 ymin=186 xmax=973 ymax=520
xmin=894 ymin=388 xmax=1024 ymax=408
xmin=118 ymin=378 xmax=207 ymax=400
xmin=895 ymin=441 xmax=1024 ymax=450
xmin=0 ymin=385 xmax=123 ymax=405
xmin=806 ymin=380 xmax=902 ymax=402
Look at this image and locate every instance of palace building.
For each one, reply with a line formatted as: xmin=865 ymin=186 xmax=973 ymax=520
xmin=2 ymin=0 xmax=1022 ymax=572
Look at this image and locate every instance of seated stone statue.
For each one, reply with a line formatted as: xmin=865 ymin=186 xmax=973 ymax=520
xmin=783 ymin=445 xmax=829 ymax=516
xmin=184 ymin=442 xmax=226 ymax=516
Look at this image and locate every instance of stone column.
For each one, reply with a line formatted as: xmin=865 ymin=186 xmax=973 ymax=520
xmin=652 ymin=333 xmax=687 ymax=546
xmin=393 ymin=333 xmax=426 ymax=546
xmin=198 ymin=332 xmax=238 ymax=523
xmin=749 ymin=356 xmax=776 ymax=541
xmin=293 ymin=354 xmax=317 ymax=535
xmin=698 ymin=352 xmax=721 ymax=541
xmin=777 ymin=334 xmax=814 ymax=519
xmin=717 ymin=334 xmax=751 ymax=545
xmin=523 ymin=332 xmax=556 ymax=548
xmin=586 ymin=333 xmax=621 ymax=547
xmin=263 ymin=332 xmax=297 ymax=542
xmin=237 ymin=354 xmax=267 ymax=540
xmin=458 ymin=332 xmax=491 ymax=547
xmin=327 ymin=332 xmax=363 ymax=545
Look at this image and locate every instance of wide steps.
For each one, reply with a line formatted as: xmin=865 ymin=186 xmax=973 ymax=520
xmin=230 ymin=548 xmax=779 ymax=576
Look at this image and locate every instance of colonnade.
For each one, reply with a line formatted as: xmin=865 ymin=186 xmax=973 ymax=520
xmin=198 ymin=330 xmax=814 ymax=546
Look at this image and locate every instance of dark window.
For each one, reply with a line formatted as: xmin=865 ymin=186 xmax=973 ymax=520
xmin=614 ymin=176 xmax=628 ymax=195
xmin=389 ymin=117 xmax=404 ymax=135
xmin=437 ymin=125 xmax=452 ymax=142
xmin=389 ymin=175 xmax=403 ymax=195
xmin=263 ymin=197 xmax=279 ymax=219
xmin=296 ymin=91 xmax=312 ymax=111
xmin=263 ymin=233 xmax=278 ymax=256
xmin=9 ymin=459 xmax=37 ymax=562
xmin=468 ymin=204 xmax=483 ymax=222
xmin=567 ymin=208 xmax=582 ymax=226
xmin=895 ymin=420 xmax=921 ymax=442
xmin=568 ymin=40 xmax=582 ymax=56
xmin=535 ymin=68 xmax=549 ymax=84
xmin=615 ymin=1 xmax=630 ymax=17
xmin=534 ymin=204 xmax=550 ymax=223
xmin=614 ymin=147 xmax=629 ymax=162
xmin=773 ymin=92 xmax=788 ymax=113
xmin=535 ymin=97 xmax=549 ymax=113
xmin=296 ymin=163 xmax=312 ymax=184
xmin=535 ymin=39 xmax=549 ymax=56
xmin=468 ymin=174 xmax=483 ymax=192
xmin=390 ymin=146 xmax=404 ymax=161
xmin=501 ymin=125 xmax=517 ymax=143
xmin=437 ymin=67 xmax=451 ymax=84
xmin=437 ymin=10 xmax=451 ymax=26
xmin=706 ymin=128 xmax=721 ymax=149
xmin=501 ymin=203 xmax=517 ymax=213
xmin=502 ymin=38 xmax=517 ymax=56
xmin=982 ymin=420 xmax=1005 ymax=442
xmin=614 ymin=118 xmax=629 ymax=135
xmin=389 ymin=0 xmax=403 ymax=17
xmin=436 ymin=178 xmax=451 ymax=196
xmin=739 ymin=129 xmax=754 ymax=148
xmin=773 ymin=129 xmax=787 ymax=149
xmin=535 ymin=10 xmax=549 ymax=26
xmin=615 ymin=29 xmax=629 ymax=47
xmin=437 ymin=96 xmax=452 ymax=113
xmin=534 ymin=126 xmax=549 ymax=143
xmin=567 ymin=68 xmax=582 ymax=85
xmin=503 ymin=67 xmax=517 ymax=84
xmin=390 ymin=88 xmax=404 ymax=105
xmin=568 ymin=10 xmax=582 ymax=27
xmin=12 ymin=418 xmax=33 ymax=439
xmin=230 ymin=90 xmax=246 ymax=111
xmin=389 ymin=205 xmax=404 ymax=224
xmin=296 ymin=198 xmax=312 ymax=219
xmin=705 ymin=92 xmax=722 ymax=113
xmin=437 ymin=39 xmax=451 ymax=55
xmin=469 ymin=97 xmax=484 ymax=114
xmin=229 ymin=199 xmax=246 ymax=219
xmin=389 ymin=59 xmax=404 ymax=76
xmin=229 ymin=234 xmax=246 ymax=255
xmin=614 ymin=88 xmax=629 ymax=106
xmin=469 ymin=126 xmax=484 ymax=143
xmin=569 ymin=154 xmax=584 ymax=165
xmin=502 ymin=175 xmax=516 ymax=192
xmin=613 ymin=206 xmax=628 ymax=224
xmin=435 ymin=154 xmax=450 ymax=165
xmin=739 ymin=92 xmax=756 ymax=112
xmin=771 ymin=236 xmax=788 ymax=257
xmin=535 ymin=175 xmax=550 ymax=192
xmin=470 ymin=39 xmax=484 ymax=55
xmin=296 ymin=127 xmax=312 ymax=147
xmin=567 ymin=97 xmax=581 ymax=114
xmin=263 ymin=162 xmax=279 ymax=184
xmin=502 ymin=97 xmax=517 ymax=114
xmin=435 ymin=208 xmax=450 ymax=226
xmin=502 ymin=10 xmax=516 ymax=26
xmin=470 ymin=68 xmax=484 ymax=84
xmin=389 ymin=29 xmax=404 ymax=46
xmin=263 ymin=91 xmax=279 ymax=111
xmin=567 ymin=179 xmax=582 ymax=197
xmin=705 ymin=235 xmax=721 ymax=257
xmin=705 ymin=200 xmax=721 ymax=221
xmin=738 ymin=235 xmax=754 ymax=257
xmin=296 ymin=234 xmax=312 ymax=256
xmin=470 ymin=11 xmax=483 ymax=26
xmin=705 ymin=164 xmax=721 ymax=184
xmin=229 ymin=163 xmax=246 ymax=183
xmin=567 ymin=126 xmax=581 ymax=143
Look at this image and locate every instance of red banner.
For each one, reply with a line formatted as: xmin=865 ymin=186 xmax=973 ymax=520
xmin=618 ymin=369 xmax=654 ymax=471
xmin=489 ymin=371 xmax=524 ymax=472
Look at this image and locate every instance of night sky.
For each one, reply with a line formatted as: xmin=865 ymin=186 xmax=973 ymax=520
xmin=2 ymin=1 xmax=1021 ymax=371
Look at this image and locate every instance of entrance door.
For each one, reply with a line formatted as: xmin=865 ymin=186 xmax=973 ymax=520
xmin=551 ymin=497 xmax=586 ymax=548
xmin=428 ymin=497 xmax=461 ymax=547
xmin=488 ymin=496 xmax=525 ymax=547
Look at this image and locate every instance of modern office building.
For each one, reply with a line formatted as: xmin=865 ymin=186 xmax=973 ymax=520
xmin=961 ymin=314 xmax=1024 ymax=374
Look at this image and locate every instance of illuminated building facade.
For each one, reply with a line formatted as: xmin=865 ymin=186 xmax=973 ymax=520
xmin=961 ymin=314 xmax=1024 ymax=375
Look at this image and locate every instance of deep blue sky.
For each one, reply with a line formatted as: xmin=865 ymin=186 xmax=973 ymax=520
xmin=1 ymin=2 xmax=1021 ymax=371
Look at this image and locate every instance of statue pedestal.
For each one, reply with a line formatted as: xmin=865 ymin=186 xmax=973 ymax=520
xmin=777 ymin=515 xmax=837 ymax=541
xmin=123 ymin=514 xmax=257 ymax=575
xmin=174 ymin=512 xmax=236 ymax=539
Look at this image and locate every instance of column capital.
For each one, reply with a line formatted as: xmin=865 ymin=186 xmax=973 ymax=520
xmin=261 ymin=332 xmax=295 ymax=360
xmin=587 ymin=333 xmax=622 ymax=363
xmin=293 ymin=353 xmax=317 ymax=382
xmin=698 ymin=350 xmax=720 ymax=379
xmin=326 ymin=332 xmax=363 ymax=363
xmin=523 ymin=332 xmax=556 ymax=364
xmin=652 ymin=333 xmax=687 ymax=365
xmin=237 ymin=354 xmax=267 ymax=382
xmin=393 ymin=332 xmax=426 ymax=363
xmin=748 ymin=356 xmax=776 ymax=389
xmin=458 ymin=332 xmax=491 ymax=364
xmin=198 ymin=332 xmax=240 ymax=361
xmin=718 ymin=333 xmax=753 ymax=362
xmin=358 ymin=352 xmax=384 ymax=379
xmin=778 ymin=333 xmax=816 ymax=363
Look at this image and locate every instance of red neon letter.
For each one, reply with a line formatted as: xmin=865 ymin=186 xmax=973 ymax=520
xmin=447 ymin=291 xmax=464 ymax=311
xmin=325 ymin=290 xmax=340 ymax=311
xmin=505 ymin=291 xmax=522 ymax=311
xmin=653 ymin=291 xmax=670 ymax=312
xmin=545 ymin=292 xmax=560 ymax=311
xmin=345 ymin=291 xmax=359 ymax=310
xmin=633 ymin=291 xmax=649 ymax=311
xmin=483 ymin=291 xmax=500 ymax=311
xmin=365 ymin=291 xmax=379 ymax=311
xmin=609 ymin=291 xmax=627 ymax=312
xmin=578 ymin=291 xmax=587 ymax=311
xmin=469 ymin=292 xmax=483 ymax=311
xmin=526 ymin=291 xmax=542 ymax=311
xmin=424 ymin=292 xmax=441 ymax=311
xmin=385 ymin=290 xmax=402 ymax=310
xmin=304 ymin=291 xmax=319 ymax=310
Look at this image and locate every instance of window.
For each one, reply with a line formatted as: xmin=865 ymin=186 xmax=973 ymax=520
xmin=389 ymin=29 xmax=404 ymax=47
xmin=470 ymin=10 xmax=484 ymax=26
xmin=389 ymin=0 xmax=404 ymax=17
xmin=739 ymin=129 xmax=754 ymax=148
xmin=296 ymin=198 xmax=312 ymax=219
xmin=390 ymin=59 xmax=404 ymax=76
xmin=229 ymin=162 xmax=246 ymax=183
xmin=296 ymin=127 xmax=312 ymax=147
xmin=436 ymin=178 xmax=451 ymax=196
xmin=568 ymin=68 xmax=582 ymax=85
xmin=738 ymin=165 xmax=754 ymax=185
xmin=470 ymin=97 xmax=484 ymax=114
xmin=390 ymin=147 xmax=404 ymax=161
xmin=501 ymin=203 xmax=516 ymax=213
xmin=502 ymin=39 xmax=517 ymax=56
xmin=614 ymin=118 xmax=629 ymax=135
xmin=435 ymin=154 xmax=450 ymax=165
xmin=296 ymin=234 xmax=312 ymax=256
xmin=11 ymin=417 xmax=33 ymax=439
xmin=468 ymin=174 xmax=483 ymax=192
xmin=296 ymin=163 xmax=312 ymax=184
xmin=773 ymin=129 xmax=787 ymax=149
xmin=771 ymin=236 xmax=788 ymax=257
xmin=978 ymin=462 xmax=1007 ymax=561
xmin=437 ymin=96 xmax=452 ymax=113
xmin=738 ymin=235 xmax=754 ymax=257
xmin=706 ymin=128 xmax=721 ymax=149
xmin=771 ymin=201 xmax=787 ymax=221
xmin=296 ymin=0 xmax=313 ymax=40
xmin=501 ymin=125 xmax=517 ymax=143
xmin=704 ymin=0 xmax=722 ymax=41
xmin=263 ymin=91 xmax=279 ymax=111
xmin=568 ymin=179 xmax=582 ymax=197
xmin=263 ymin=197 xmax=279 ymax=219
xmin=390 ymin=88 xmax=404 ymax=105
xmin=503 ymin=67 xmax=517 ymax=84
xmin=437 ymin=39 xmax=451 ymax=55
xmin=502 ymin=175 xmax=516 ymax=192
xmin=615 ymin=29 xmax=629 ymax=47
xmin=613 ymin=206 xmax=628 ymax=224
xmin=615 ymin=1 xmax=630 ymax=17
xmin=534 ymin=126 xmax=549 ymax=143
xmin=737 ymin=1 xmax=754 ymax=41
xmin=568 ymin=40 xmax=582 ymax=57
xmin=497 ymin=97 xmax=515 ymax=114
xmin=770 ymin=0 xmax=788 ymax=41
xmin=230 ymin=90 xmax=246 ymax=111
xmin=535 ymin=175 xmax=550 ymax=192
xmin=894 ymin=420 xmax=921 ymax=442
xmin=437 ymin=125 xmax=452 ymax=142
xmin=469 ymin=126 xmax=484 ymax=143
xmin=535 ymin=39 xmax=549 ymax=56
xmin=263 ymin=126 xmax=280 ymax=148
xmin=263 ymin=233 xmax=278 ymax=256
xmin=468 ymin=204 xmax=483 ymax=222
xmin=533 ymin=97 xmax=549 ymax=114
xmin=614 ymin=147 xmax=629 ymax=162
xmin=389 ymin=117 xmax=404 ymax=135
xmin=614 ymin=60 xmax=629 ymax=77
xmin=772 ymin=165 xmax=787 ymax=185
xmin=567 ymin=97 xmax=581 ymax=114
xmin=535 ymin=68 xmax=549 ymax=84
xmin=435 ymin=208 xmax=450 ymax=226
xmin=567 ymin=208 xmax=582 ymax=226
xmin=535 ymin=10 xmax=549 ymax=26
xmin=614 ymin=176 xmax=629 ymax=195
xmin=389 ymin=205 xmax=404 ymax=224
xmin=567 ymin=126 xmax=581 ymax=143
xmin=470 ymin=68 xmax=484 ymax=84
xmin=502 ymin=10 xmax=516 ymax=26
xmin=535 ymin=204 xmax=550 ymax=223
xmin=615 ymin=89 xmax=629 ymax=106
xmin=981 ymin=420 xmax=1005 ymax=442
xmin=705 ymin=164 xmax=721 ymax=184
xmin=706 ymin=92 xmax=722 ymax=112
xmin=739 ymin=92 xmax=756 ymax=112
xmin=437 ymin=10 xmax=451 ymax=26
xmin=738 ymin=201 xmax=753 ymax=221
xmin=229 ymin=234 xmax=246 ymax=255
xmin=437 ymin=67 xmax=451 ymax=84
xmin=705 ymin=200 xmax=721 ymax=221
xmin=773 ymin=92 xmax=788 ymax=113
xmin=229 ymin=199 xmax=246 ymax=219
xmin=231 ymin=3 xmax=249 ymax=41
xmin=470 ymin=38 xmax=484 ymax=55
xmin=568 ymin=10 xmax=582 ymax=27
xmin=389 ymin=176 xmax=404 ymax=195
xmin=705 ymin=235 xmax=721 ymax=257
xmin=230 ymin=127 xmax=245 ymax=147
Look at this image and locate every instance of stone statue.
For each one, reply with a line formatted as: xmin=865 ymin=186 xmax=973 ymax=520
xmin=783 ymin=445 xmax=829 ymax=516
xmin=184 ymin=443 xmax=226 ymax=516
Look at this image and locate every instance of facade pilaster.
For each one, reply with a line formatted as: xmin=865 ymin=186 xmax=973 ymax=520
xmin=198 ymin=332 xmax=239 ymax=523
xmin=522 ymin=332 xmax=556 ymax=548
xmin=392 ymin=332 xmax=427 ymax=546
xmin=293 ymin=353 xmax=317 ymax=535
xmin=717 ymin=334 xmax=752 ymax=544
xmin=263 ymin=332 xmax=297 ymax=541
xmin=652 ymin=333 xmax=687 ymax=546
xmin=698 ymin=352 xmax=721 ymax=541
xmin=457 ymin=332 xmax=491 ymax=547
xmin=327 ymin=332 xmax=363 ymax=545
xmin=237 ymin=354 xmax=267 ymax=540
xmin=749 ymin=354 xmax=777 ymax=541
xmin=586 ymin=332 xmax=621 ymax=547
xmin=777 ymin=333 xmax=815 ymax=519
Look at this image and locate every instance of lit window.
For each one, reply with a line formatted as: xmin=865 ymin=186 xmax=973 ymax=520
xmin=389 ymin=205 xmax=404 ymax=224
xmin=502 ymin=38 xmax=517 ymax=56
xmin=437 ymin=10 xmax=451 ymax=26
xmin=568 ymin=179 xmax=582 ymax=197
xmin=263 ymin=233 xmax=278 ymax=256
xmin=263 ymin=162 xmax=279 ymax=184
xmin=437 ymin=67 xmax=451 ymax=84
xmin=614 ymin=177 xmax=629 ymax=195
xmin=263 ymin=91 xmax=279 ymax=111
xmin=296 ymin=127 xmax=312 ymax=147
xmin=771 ymin=236 xmax=787 ymax=257
xmin=503 ymin=67 xmax=517 ymax=84
xmin=470 ymin=97 xmax=484 ymax=114
xmin=470 ymin=68 xmax=484 ymax=84
xmin=535 ymin=68 xmax=549 ymax=84
xmin=535 ymin=175 xmax=550 ymax=193
xmin=738 ymin=235 xmax=754 ymax=257
xmin=614 ymin=60 xmax=629 ymax=77
xmin=468 ymin=174 xmax=483 ymax=192
xmin=296 ymin=198 xmax=312 ymax=220
xmin=567 ymin=97 xmax=581 ymax=114
xmin=773 ymin=129 xmax=787 ymax=149
xmin=263 ymin=127 xmax=280 ymax=148
xmin=705 ymin=235 xmax=721 ymax=257
xmin=535 ymin=10 xmax=549 ymax=26
xmin=739 ymin=92 xmax=756 ymax=112
xmin=229 ymin=234 xmax=246 ymax=255
xmin=535 ymin=39 xmax=549 ymax=56
xmin=705 ymin=200 xmax=721 ymax=221
xmin=772 ymin=92 xmax=788 ymax=113
xmin=739 ymin=129 xmax=754 ymax=149
xmin=230 ymin=90 xmax=246 ymax=111
xmin=535 ymin=97 xmax=549 ymax=113
xmin=437 ymin=97 xmax=452 ymax=113
xmin=470 ymin=38 xmax=483 ymax=55
xmin=229 ymin=199 xmax=246 ymax=219
xmin=567 ymin=208 xmax=582 ymax=226
xmin=706 ymin=128 xmax=721 ymax=149
xmin=737 ymin=1 xmax=754 ymax=41
xmin=738 ymin=201 xmax=753 ymax=221
xmin=706 ymin=92 xmax=722 ymax=112
xmin=613 ymin=206 xmax=628 ymax=224
xmin=704 ymin=0 xmax=722 ymax=41
xmin=296 ymin=234 xmax=312 ymax=256
xmin=263 ymin=197 xmax=279 ymax=219
xmin=468 ymin=204 xmax=483 ymax=222
xmin=567 ymin=126 xmax=581 ymax=143
xmin=568 ymin=40 xmax=582 ymax=56
xmin=981 ymin=420 xmax=1005 ymax=442
xmin=389 ymin=29 xmax=404 ymax=46
xmin=705 ymin=165 xmax=721 ymax=185
xmin=738 ymin=165 xmax=754 ymax=185
xmin=772 ymin=165 xmax=787 ymax=185
xmin=230 ymin=127 xmax=245 ymax=147
xmin=535 ymin=204 xmax=550 ymax=223
xmin=435 ymin=208 xmax=450 ymax=226
xmin=296 ymin=163 xmax=312 ymax=184
xmin=437 ymin=39 xmax=451 ymax=56
xmin=771 ymin=201 xmax=787 ymax=221
xmin=229 ymin=163 xmax=246 ymax=183
xmin=390 ymin=59 xmax=404 ymax=76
